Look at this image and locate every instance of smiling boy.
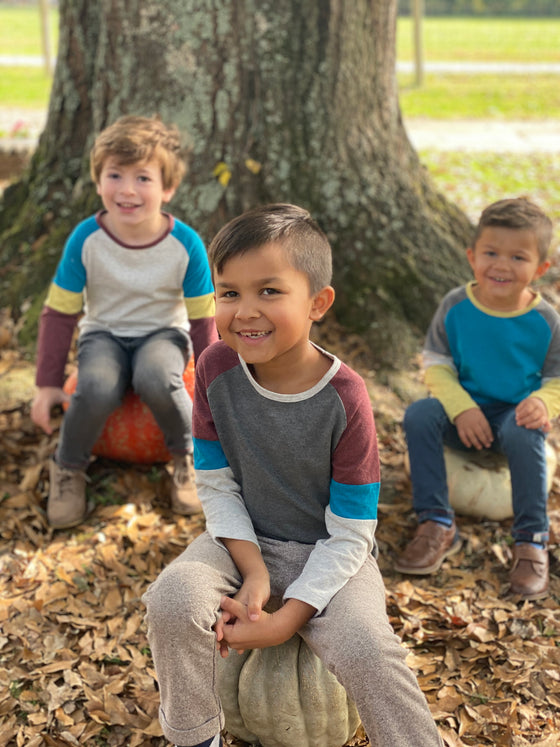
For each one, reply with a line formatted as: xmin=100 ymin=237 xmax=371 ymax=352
xmin=31 ymin=115 xmax=217 ymax=526
xmin=396 ymin=197 xmax=560 ymax=599
xmin=142 ymin=204 xmax=442 ymax=747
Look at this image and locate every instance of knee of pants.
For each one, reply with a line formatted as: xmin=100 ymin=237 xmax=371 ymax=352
xmin=498 ymin=415 xmax=546 ymax=453
xmin=133 ymin=367 xmax=179 ymax=406
xmin=144 ymin=562 xmax=218 ymax=633
xmin=403 ymin=397 xmax=445 ymax=438
xmin=74 ymin=370 xmax=127 ymax=412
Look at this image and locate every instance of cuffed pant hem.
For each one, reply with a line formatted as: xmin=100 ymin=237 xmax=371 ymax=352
xmin=159 ymin=706 xmax=224 ymax=747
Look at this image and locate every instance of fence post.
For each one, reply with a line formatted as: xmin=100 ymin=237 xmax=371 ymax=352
xmin=412 ymin=0 xmax=424 ymax=87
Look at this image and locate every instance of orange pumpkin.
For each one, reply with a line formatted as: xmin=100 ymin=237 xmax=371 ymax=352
xmin=62 ymin=356 xmax=195 ymax=464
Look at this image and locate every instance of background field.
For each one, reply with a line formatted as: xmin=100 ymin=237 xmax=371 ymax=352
xmin=1 ymin=8 xmax=559 ymax=228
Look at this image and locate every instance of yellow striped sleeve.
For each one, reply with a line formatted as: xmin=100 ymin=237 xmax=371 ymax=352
xmin=45 ymin=283 xmax=84 ymax=314
xmin=532 ymin=379 xmax=560 ymax=420
xmin=424 ymin=364 xmax=479 ymax=422
xmin=185 ymin=292 xmax=215 ymax=320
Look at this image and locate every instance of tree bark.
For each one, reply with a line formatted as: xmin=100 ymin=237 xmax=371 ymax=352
xmin=0 ymin=0 xmax=472 ymax=367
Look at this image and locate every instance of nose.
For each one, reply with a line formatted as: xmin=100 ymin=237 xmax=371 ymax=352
xmin=234 ymin=297 xmax=260 ymax=320
xmin=119 ymin=176 xmax=136 ymax=195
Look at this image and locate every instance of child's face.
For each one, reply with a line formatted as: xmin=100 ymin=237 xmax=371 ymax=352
xmin=213 ymin=242 xmax=332 ymax=369
xmin=96 ymin=156 xmax=175 ymax=242
xmin=466 ymin=226 xmax=550 ymax=311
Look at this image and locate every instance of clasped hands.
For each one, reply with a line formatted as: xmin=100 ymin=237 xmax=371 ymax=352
xmin=213 ymin=573 xmax=316 ymax=659
xmin=454 ymin=396 xmax=549 ymax=451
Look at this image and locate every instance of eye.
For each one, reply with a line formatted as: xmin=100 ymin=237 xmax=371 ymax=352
xmin=261 ymin=287 xmax=280 ymax=296
xmin=218 ymin=290 xmax=238 ymax=299
xmin=138 ymin=175 xmax=151 ymax=183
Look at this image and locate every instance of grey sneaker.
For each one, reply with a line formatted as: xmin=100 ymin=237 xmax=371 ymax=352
xmin=170 ymin=454 xmax=202 ymax=515
xmin=47 ymin=459 xmax=87 ymax=528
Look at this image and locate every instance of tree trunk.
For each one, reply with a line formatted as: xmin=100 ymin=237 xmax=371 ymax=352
xmin=0 ymin=0 xmax=472 ymax=368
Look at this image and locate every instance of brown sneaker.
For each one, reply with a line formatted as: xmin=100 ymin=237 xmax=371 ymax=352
xmin=509 ymin=543 xmax=549 ymax=600
xmin=395 ymin=520 xmax=461 ymax=575
xmin=47 ymin=459 xmax=87 ymax=529
xmin=170 ymin=454 xmax=203 ymax=515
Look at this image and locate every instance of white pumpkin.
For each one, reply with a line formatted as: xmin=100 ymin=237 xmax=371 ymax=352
xmin=216 ymin=634 xmax=360 ymax=747
xmin=443 ymin=442 xmax=557 ymax=521
xmin=404 ymin=442 xmax=557 ymax=521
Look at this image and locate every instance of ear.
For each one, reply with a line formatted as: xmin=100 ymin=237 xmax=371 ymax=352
xmin=534 ymin=259 xmax=551 ymax=280
xmin=310 ymin=285 xmax=335 ymax=322
xmin=162 ymin=185 xmax=177 ymax=204
xmin=465 ymin=247 xmax=476 ymax=270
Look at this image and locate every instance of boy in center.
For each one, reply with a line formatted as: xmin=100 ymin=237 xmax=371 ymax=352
xmin=143 ymin=203 xmax=442 ymax=747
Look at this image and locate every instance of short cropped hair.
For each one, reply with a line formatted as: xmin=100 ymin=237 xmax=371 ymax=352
xmin=473 ymin=197 xmax=553 ymax=263
xmin=209 ymin=203 xmax=332 ymax=294
xmin=90 ymin=115 xmax=187 ymax=190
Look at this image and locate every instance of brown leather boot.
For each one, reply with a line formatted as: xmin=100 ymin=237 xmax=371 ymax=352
xmin=395 ymin=520 xmax=461 ymax=575
xmin=47 ymin=459 xmax=88 ymax=529
xmin=170 ymin=454 xmax=203 ymax=515
xmin=509 ymin=543 xmax=549 ymax=600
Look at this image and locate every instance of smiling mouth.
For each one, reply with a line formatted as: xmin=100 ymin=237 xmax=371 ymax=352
xmin=238 ymin=331 xmax=270 ymax=338
xmin=490 ymin=277 xmax=510 ymax=283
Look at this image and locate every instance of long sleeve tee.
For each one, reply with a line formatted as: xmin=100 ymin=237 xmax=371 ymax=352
xmin=35 ymin=212 xmax=217 ymax=387
xmin=192 ymin=341 xmax=381 ymax=614
xmin=423 ymin=281 xmax=560 ymax=421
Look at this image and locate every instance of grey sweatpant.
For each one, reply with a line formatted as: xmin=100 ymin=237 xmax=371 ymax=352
xmin=142 ymin=532 xmax=442 ymax=747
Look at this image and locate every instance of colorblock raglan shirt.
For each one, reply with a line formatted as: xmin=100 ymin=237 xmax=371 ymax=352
xmin=35 ymin=212 xmax=217 ymax=387
xmin=423 ymin=281 xmax=560 ymax=421
xmin=193 ymin=341 xmax=381 ymax=613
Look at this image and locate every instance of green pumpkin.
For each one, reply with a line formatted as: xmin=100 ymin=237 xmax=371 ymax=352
xmin=216 ymin=634 xmax=361 ymax=747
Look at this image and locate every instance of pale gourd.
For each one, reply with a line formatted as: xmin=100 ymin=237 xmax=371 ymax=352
xmin=216 ymin=634 xmax=360 ymax=747
xmin=405 ymin=442 xmax=557 ymax=521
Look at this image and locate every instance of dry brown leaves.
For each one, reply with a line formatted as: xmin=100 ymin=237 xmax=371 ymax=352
xmin=1 ymin=339 xmax=560 ymax=747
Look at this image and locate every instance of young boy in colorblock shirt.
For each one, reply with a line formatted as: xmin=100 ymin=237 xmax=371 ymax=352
xmin=142 ymin=203 xmax=442 ymax=747
xmin=31 ymin=115 xmax=217 ymax=527
xmin=396 ymin=197 xmax=560 ymax=600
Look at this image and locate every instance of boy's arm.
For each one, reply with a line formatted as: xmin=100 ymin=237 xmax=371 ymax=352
xmin=424 ymin=362 xmax=479 ymax=421
xmin=283 ymin=378 xmax=380 ymax=615
xmin=180 ymin=225 xmax=219 ymax=362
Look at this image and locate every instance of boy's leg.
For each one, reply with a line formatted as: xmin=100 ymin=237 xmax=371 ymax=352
xmin=49 ymin=331 xmax=130 ymax=527
xmin=302 ymin=555 xmax=442 ymax=747
xmin=396 ymin=398 xmax=461 ymax=574
xmin=131 ymin=329 xmax=200 ymax=513
xmin=56 ymin=330 xmax=131 ymax=468
xmin=491 ymin=407 xmax=549 ymax=598
xmin=131 ymin=328 xmax=192 ymax=454
xmin=142 ymin=532 xmax=240 ymax=746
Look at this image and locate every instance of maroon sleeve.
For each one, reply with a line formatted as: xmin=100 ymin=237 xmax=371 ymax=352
xmin=35 ymin=307 xmax=79 ymax=387
xmin=190 ymin=316 xmax=218 ymax=363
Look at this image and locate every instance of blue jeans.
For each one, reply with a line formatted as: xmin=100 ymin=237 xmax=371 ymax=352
xmin=403 ymin=397 xmax=549 ymax=544
xmin=57 ymin=328 xmax=193 ymax=469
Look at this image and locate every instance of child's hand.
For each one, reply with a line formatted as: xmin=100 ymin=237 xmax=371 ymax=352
xmin=515 ymin=396 xmax=550 ymax=432
xmin=214 ymin=571 xmax=270 ymax=658
xmin=31 ymin=387 xmax=70 ymax=435
xmin=216 ymin=597 xmax=290 ymax=656
xmin=454 ymin=407 xmax=493 ymax=450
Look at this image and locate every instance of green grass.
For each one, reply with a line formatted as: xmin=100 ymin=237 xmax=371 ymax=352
xmin=420 ymin=151 xmax=560 ymax=231
xmin=0 ymin=67 xmax=52 ymax=110
xmin=399 ymin=73 xmax=560 ymax=119
xmin=397 ymin=17 xmax=560 ymax=62
xmin=0 ymin=6 xmax=58 ymax=56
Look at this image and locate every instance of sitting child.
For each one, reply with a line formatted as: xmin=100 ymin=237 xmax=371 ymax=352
xmin=142 ymin=203 xmax=442 ymax=747
xmin=395 ymin=197 xmax=559 ymax=600
xmin=31 ymin=115 xmax=217 ymax=527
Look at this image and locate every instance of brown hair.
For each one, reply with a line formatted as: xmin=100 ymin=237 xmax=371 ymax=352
xmin=209 ymin=203 xmax=332 ymax=294
xmin=90 ymin=115 xmax=187 ymax=190
xmin=473 ymin=197 xmax=553 ymax=262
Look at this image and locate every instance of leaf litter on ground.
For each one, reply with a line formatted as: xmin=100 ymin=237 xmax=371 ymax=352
xmin=1 ymin=296 xmax=560 ymax=746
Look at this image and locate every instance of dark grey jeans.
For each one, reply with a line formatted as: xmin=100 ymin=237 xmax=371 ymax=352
xmin=56 ymin=328 xmax=192 ymax=469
